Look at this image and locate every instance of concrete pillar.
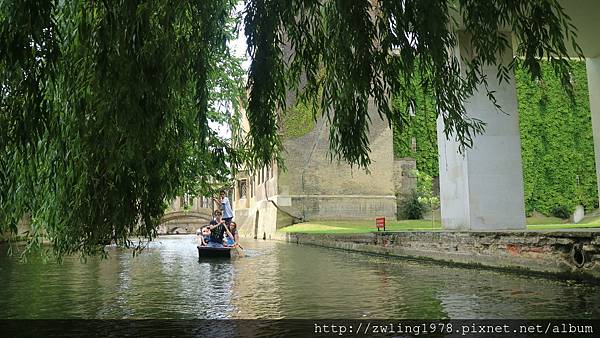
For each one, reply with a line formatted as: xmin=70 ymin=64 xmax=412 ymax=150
xmin=587 ymin=58 xmax=600 ymax=205
xmin=437 ymin=32 xmax=526 ymax=230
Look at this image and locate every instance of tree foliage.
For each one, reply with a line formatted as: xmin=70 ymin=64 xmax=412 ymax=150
xmin=1 ymin=0 xmax=583 ymax=256
xmin=1 ymin=0 xmax=244 ymax=257
xmin=243 ymin=0 xmax=581 ymax=170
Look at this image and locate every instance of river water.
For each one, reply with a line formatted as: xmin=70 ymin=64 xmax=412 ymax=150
xmin=0 ymin=235 xmax=598 ymax=319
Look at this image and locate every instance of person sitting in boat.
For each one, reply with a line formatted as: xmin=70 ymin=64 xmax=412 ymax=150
xmin=210 ymin=210 xmax=222 ymax=225
xmin=197 ymin=226 xmax=211 ymax=246
xmin=207 ymin=211 xmax=235 ymax=248
xmin=225 ymin=222 xmax=239 ymax=247
xmin=202 ymin=226 xmax=211 ymax=244
xmin=223 ymin=234 xmax=232 ymax=247
xmin=196 ymin=229 xmax=204 ymax=246
xmin=196 ymin=227 xmax=212 ymax=246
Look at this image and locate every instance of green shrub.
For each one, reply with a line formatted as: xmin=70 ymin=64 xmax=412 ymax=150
xmin=551 ymin=205 xmax=571 ymax=219
xmin=401 ymin=190 xmax=427 ymax=219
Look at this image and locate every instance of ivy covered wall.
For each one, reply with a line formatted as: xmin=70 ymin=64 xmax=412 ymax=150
xmin=393 ymin=60 xmax=598 ymax=215
xmin=392 ymin=87 xmax=439 ymax=178
xmin=517 ymin=61 xmax=597 ymax=214
xmin=281 ymin=100 xmax=317 ymax=139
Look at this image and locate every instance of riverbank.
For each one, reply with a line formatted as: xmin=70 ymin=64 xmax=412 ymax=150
xmin=278 ymin=219 xmax=600 ymax=234
xmin=273 ymin=230 xmax=600 ymax=281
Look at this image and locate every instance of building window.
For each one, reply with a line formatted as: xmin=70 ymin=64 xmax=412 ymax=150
xmin=238 ymin=179 xmax=247 ymax=199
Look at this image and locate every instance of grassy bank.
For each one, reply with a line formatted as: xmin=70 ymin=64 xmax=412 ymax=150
xmin=279 ymin=218 xmax=600 ymax=234
xmin=279 ymin=219 xmax=442 ymax=234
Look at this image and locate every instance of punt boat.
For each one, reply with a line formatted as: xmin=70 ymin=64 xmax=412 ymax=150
xmin=197 ymin=245 xmax=232 ymax=259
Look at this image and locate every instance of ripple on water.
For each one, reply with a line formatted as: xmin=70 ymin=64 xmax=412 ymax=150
xmin=0 ymin=237 xmax=599 ymax=319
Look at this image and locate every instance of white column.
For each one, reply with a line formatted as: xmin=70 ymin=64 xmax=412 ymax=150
xmin=587 ymin=58 xmax=600 ymax=205
xmin=437 ymin=32 xmax=526 ymax=230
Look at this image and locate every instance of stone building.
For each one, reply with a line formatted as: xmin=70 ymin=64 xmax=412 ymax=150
xmin=235 ymin=0 xmax=600 ymax=236
xmin=232 ymin=103 xmax=417 ymax=239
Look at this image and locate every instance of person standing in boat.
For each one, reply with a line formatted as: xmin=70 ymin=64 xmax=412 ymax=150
xmin=213 ymin=190 xmax=233 ymax=225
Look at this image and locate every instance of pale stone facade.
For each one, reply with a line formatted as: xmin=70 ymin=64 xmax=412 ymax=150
xmin=276 ymin=231 xmax=600 ymax=280
xmin=437 ymin=32 xmax=526 ymax=230
xmin=233 ymin=103 xmax=399 ymax=239
xmin=157 ymin=196 xmax=214 ymax=235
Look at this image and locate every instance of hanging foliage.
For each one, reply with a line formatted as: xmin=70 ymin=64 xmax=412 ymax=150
xmin=243 ymin=0 xmax=581 ymax=170
xmin=0 ymin=0 xmax=244 ymax=257
xmin=518 ymin=61 xmax=597 ymax=215
xmin=1 ymin=0 xmax=582 ymax=256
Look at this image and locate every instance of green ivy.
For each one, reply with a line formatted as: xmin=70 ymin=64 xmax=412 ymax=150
xmin=281 ymin=100 xmax=317 ymax=139
xmin=392 ymin=84 xmax=439 ymax=178
xmin=393 ymin=60 xmax=598 ymax=215
xmin=517 ymin=61 xmax=597 ymax=214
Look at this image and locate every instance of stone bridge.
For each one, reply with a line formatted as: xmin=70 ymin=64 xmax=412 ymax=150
xmin=158 ymin=196 xmax=214 ymax=235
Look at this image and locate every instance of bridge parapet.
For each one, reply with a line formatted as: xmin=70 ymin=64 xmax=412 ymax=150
xmin=159 ymin=208 xmax=213 ymax=235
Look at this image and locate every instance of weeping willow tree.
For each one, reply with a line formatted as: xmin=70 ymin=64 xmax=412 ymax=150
xmin=0 ymin=0 xmax=245 ymax=257
xmin=1 ymin=0 xmax=581 ymax=257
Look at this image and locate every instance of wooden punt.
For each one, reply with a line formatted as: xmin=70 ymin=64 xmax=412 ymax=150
xmin=197 ymin=245 xmax=232 ymax=259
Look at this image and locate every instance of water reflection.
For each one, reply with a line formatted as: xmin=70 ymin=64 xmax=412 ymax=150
xmin=0 ymin=236 xmax=598 ymax=319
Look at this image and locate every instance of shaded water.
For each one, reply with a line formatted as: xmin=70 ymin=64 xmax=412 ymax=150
xmin=0 ymin=236 xmax=598 ymax=319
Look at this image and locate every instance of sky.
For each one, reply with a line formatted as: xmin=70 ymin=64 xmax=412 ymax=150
xmin=209 ymin=4 xmax=249 ymax=140
xmin=230 ymin=3 xmax=251 ymax=72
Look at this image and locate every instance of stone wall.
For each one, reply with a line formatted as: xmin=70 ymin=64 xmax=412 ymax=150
xmin=277 ymin=101 xmax=397 ymax=221
xmin=233 ymin=100 xmax=398 ymax=236
xmin=231 ymin=76 xmax=403 ymax=236
xmin=393 ymin=158 xmax=417 ymax=198
xmin=393 ymin=158 xmax=417 ymax=219
xmin=274 ymin=231 xmax=600 ymax=280
xmin=288 ymin=195 xmax=396 ymax=220
xmin=236 ymin=200 xmax=294 ymax=240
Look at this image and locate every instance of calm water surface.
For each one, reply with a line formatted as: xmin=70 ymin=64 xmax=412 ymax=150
xmin=0 ymin=236 xmax=598 ymax=319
